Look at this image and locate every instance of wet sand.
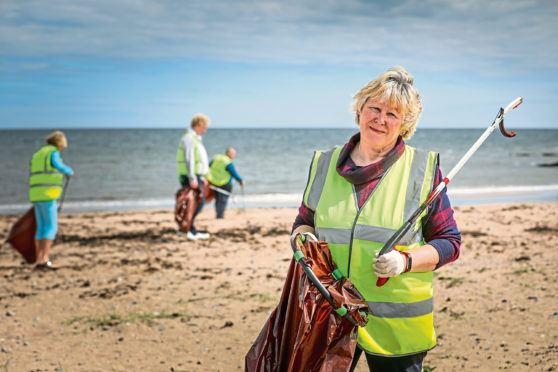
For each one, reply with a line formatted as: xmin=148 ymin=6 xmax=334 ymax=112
xmin=1 ymin=203 xmax=557 ymax=371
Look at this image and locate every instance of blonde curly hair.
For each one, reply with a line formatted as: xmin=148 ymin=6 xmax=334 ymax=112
xmin=46 ymin=130 xmax=68 ymax=149
xmin=351 ymin=66 xmax=422 ymax=140
xmin=190 ymin=113 xmax=210 ymax=129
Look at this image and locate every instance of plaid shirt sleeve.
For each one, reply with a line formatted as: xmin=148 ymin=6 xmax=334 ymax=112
xmin=422 ymin=166 xmax=462 ymax=269
xmin=292 ymin=202 xmax=315 ymax=232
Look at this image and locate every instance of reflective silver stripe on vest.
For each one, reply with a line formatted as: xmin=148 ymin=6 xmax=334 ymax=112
xmin=30 ymin=184 xmax=62 ymax=188
xmin=318 ymin=224 xmax=416 ymax=246
xmin=367 ymin=297 xmax=433 ymax=318
xmin=355 ymin=224 xmax=404 ymax=244
xmin=316 ymin=227 xmax=352 ymax=244
xmin=30 ymin=171 xmax=62 ymax=175
xmin=399 ymin=149 xmax=431 ymax=244
xmin=306 ymin=148 xmax=335 ymax=211
xmin=44 ymin=149 xmax=50 ymax=170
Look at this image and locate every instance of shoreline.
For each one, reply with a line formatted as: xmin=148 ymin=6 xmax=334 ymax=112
xmin=1 ymin=186 xmax=557 ymax=215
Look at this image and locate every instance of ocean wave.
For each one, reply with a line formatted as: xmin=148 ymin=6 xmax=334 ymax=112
xmin=1 ymin=185 xmax=557 ymax=214
xmin=448 ymin=184 xmax=558 ymax=196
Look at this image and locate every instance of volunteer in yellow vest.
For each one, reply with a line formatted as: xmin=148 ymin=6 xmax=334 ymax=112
xmin=206 ymin=147 xmax=245 ymax=219
xmin=29 ymin=131 xmax=74 ymax=270
xmin=291 ymin=67 xmax=461 ymax=372
xmin=176 ymin=113 xmax=210 ymax=241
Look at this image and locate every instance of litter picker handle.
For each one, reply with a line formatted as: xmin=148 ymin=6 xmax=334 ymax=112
xmin=376 ymin=97 xmax=523 ymax=287
xmin=291 ymin=234 xmax=335 ymax=305
xmin=375 ymin=203 xmax=428 ymax=287
xmin=58 ymin=176 xmax=70 ymax=213
xmin=291 ymin=233 xmax=360 ymax=326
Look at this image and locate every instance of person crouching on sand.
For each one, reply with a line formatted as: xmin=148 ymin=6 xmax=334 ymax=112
xmin=29 ymin=130 xmax=74 ymax=269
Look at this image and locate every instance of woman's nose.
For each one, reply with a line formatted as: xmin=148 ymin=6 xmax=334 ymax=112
xmin=376 ymin=111 xmax=387 ymax=124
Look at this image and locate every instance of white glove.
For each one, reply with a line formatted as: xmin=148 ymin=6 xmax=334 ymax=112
xmin=373 ymin=250 xmax=406 ymax=278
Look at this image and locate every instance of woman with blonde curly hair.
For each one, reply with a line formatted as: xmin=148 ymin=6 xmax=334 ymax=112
xmin=292 ymin=67 xmax=461 ymax=371
xmin=29 ymin=130 xmax=74 ymax=269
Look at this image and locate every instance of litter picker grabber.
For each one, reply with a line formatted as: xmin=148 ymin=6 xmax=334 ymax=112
xmin=377 ymin=97 xmax=523 ymax=287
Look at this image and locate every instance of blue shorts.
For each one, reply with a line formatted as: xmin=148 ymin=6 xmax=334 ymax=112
xmin=33 ymin=200 xmax=58 ymax=240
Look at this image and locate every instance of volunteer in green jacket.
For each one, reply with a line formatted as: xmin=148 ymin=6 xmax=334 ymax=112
xmin=206 ymin=147 xmax=245 ymax=219
xmin=29 ymin=131 xmax=74 ymax=269
xmin=292 ymin=67 xmax=461 ymax=372
xmin=176 ymin=113 xmax=210 ymax=241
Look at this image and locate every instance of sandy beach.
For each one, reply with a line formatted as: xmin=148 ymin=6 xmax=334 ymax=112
xmin=1 ymin=202 xmax=557 ymax=371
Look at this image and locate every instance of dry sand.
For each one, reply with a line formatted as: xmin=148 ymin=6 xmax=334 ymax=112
xmin=1 ymin=203 xmax=557 ymax=372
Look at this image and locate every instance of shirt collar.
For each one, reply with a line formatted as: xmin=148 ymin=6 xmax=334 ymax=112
xmin=336 ymin=132 xmax=406 ymax=185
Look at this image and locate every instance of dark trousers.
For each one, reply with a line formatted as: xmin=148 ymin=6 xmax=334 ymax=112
xmin=214 ymin=183 xmax=232 ymax=218
xmin=349 ymin=347 xmax=426 ymax=372
xmin=180 ymin=175 xmax=205 ymax=233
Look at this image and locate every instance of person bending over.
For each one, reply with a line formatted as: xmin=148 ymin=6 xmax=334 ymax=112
xmin=206 ymin=147 xmax=244 ymax=219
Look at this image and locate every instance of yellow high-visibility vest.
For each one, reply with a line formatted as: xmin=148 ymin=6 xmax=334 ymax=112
xmin=303 ymin=144 xmax=438 ymax=356
xmin=206 ymin=154 xmax=233 ymax=186
xmin=29 ymin=145 xmax=64 ymax=202
xmin=176 ymin=131 xmax=201 ymax=176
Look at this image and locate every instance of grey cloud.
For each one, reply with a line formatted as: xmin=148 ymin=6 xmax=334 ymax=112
xmin=1 ymin=0 xmax=557 ymax=72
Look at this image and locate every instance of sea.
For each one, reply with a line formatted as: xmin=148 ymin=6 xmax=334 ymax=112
xmin=1 ymin=128 xmax=557 ymax=214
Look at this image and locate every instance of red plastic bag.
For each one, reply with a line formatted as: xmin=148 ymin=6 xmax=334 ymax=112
xmin=6 ymin=207 xmax=37 ymax=263
xmin=245 ymin=239 xmax=369 ymax=372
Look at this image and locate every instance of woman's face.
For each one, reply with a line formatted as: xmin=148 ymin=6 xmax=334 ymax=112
xmin=193 ymin=123 xmax=208 ymax=135
xmin=358 ymin=99 xmax=404 ymax=152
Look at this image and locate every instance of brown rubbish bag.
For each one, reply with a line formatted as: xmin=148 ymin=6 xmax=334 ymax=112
xmin=174 ymin=186 xmax=202 ymax=233
xmin=204 ymin=183 xmax=215 ymax=204
xmin=245 ymin=238 xmax=369 ymax=372
xmin=6 ymin=207 xmax=37 ymax=263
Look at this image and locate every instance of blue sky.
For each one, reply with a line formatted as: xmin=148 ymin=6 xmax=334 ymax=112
xmin=1 ymin=0 xmax=557 ymax=129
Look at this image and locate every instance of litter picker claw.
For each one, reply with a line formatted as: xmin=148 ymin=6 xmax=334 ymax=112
xmin=376 ymin=97 xmax=523 ymax=287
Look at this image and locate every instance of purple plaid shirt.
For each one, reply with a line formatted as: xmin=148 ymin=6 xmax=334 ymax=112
xmin=293 ymin=132 xmax=461 ymax=269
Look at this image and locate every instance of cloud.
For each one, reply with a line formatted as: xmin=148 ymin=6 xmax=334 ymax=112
xmin=1 ymin=0 xmax=557 ymax=74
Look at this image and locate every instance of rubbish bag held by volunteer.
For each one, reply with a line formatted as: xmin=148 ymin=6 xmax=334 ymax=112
xmin=245 ymin=235 xmax=369 ymax=372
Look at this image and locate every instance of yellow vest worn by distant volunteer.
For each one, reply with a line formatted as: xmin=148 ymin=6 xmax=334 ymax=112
xmin=206 ymin=154 xmax=233 ymax=186
xmin=176 ymin=131 xmax=201 ymax=176
xmin=29 ymin=145 xmax=64 ymax=202
xmin=303 ymin=145 xmax=438 ymax=356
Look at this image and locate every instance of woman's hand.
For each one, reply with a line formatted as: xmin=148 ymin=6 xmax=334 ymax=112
xmin=290 ymin=225 xmax=317 ymax=251
xmin=373 ymin=250 xmax=406 ymax=278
